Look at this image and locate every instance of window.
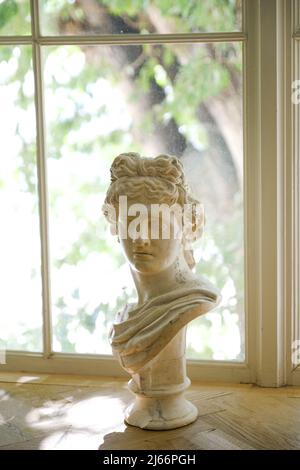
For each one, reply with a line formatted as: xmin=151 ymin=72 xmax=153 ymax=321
xmin=43 ymin=40 xmax=244 ymax=360
xmin=0 ymin=0 xmax=297 ymax=385
xmin=0 ymin=44 xmax=42 ymax=352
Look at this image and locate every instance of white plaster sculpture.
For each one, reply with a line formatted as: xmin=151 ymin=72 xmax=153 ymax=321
xmin=102 ymin=153 xmax=220 ymax=430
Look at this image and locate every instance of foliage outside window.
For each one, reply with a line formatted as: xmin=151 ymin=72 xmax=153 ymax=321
xmin=0 ymin=0 xmax=245 ymax=361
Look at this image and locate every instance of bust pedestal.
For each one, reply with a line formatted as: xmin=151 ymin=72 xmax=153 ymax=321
xmin=103 ymin=153 xmax=220 ymax=431
xmin=124 ymin=326 xmax=198 ymax=430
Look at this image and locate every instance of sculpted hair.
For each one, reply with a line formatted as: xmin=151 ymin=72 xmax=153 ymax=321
xmin=102 ymin=152 xmax=204 ymax=269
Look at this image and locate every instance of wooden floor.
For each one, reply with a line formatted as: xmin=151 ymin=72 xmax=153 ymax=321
xmin=0 ymin=372 xmax=300 ymax=450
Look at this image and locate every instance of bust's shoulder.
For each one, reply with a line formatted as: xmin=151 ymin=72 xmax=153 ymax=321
xmin=186 ymin=274 xmax=219 ymax=293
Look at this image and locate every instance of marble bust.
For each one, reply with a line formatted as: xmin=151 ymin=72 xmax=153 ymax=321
xmin=102 ymin=152 xmax=220 ymax=430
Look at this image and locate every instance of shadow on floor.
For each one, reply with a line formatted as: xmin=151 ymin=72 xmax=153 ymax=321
xmin=0 ymin=379 xmax=130 ymax=450
xmin=99 ymin=420 xmax=199 ymax=451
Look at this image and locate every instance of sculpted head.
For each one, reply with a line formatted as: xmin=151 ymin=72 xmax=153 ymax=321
xmin=102 ymin=152 xmax=204 ymax=275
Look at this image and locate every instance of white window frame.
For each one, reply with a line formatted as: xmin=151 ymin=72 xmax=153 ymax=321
xmin=286 ymin=0 xmax=300 ymax=385
xmin=0 ymin=0 xmax=297 ymax=386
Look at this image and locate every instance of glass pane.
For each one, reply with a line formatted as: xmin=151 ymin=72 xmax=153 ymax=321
xmin=40 ymin=0 xmax=242 ymax=36
xmin=0 ymin=0 xmax=31 ymax=35
xmin=0 ymin=45 xmax=42 ymax=352
xmin=44 ymin=42 xmax=244 ymax=360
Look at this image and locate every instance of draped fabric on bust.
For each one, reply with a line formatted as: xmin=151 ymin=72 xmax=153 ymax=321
xmin=109 ymin=277 xmax=220 ymax=374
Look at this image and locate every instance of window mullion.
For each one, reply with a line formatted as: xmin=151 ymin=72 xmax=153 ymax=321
xmin=253 ymin=0 xmax=286 ymax=387
xmin=0 ymin=36 xmax=32 ymax=44
xmin=36 ymin=32 xmax=246 ymax=46
xmin=30 ymin=0 xmax=52 ymax=359
xmin=289 ymin=0 xmax=300 ymax=383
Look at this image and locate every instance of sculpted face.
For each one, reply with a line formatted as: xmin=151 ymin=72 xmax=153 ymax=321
xmin=103 ymin=153 xmax=205 ymax=274
xmin=118 ymin=203 xmax=183 ymax=274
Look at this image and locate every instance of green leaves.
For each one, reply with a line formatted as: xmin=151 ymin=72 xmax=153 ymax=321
xmin=100 ymin=0 xmax=147 ymax=17
xmin=171 ymin=48 xmax=230 ymax=117
xmin=98 ymin=0 xmax=241 ymax=33
xmin=0 ymin=0 xmax=31 ymax=35
xmin=190 ymin=0 xmax=238 ymax=32
xmin=0 ymin=0 xmax=18 ymax=30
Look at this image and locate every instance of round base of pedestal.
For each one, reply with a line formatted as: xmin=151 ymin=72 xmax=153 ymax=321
xmin=124 ymin=394 xmax=198 ymax=430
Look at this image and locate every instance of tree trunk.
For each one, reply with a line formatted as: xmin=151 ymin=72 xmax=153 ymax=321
xmin=58 ymin=0 xmax=240 ymax=217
